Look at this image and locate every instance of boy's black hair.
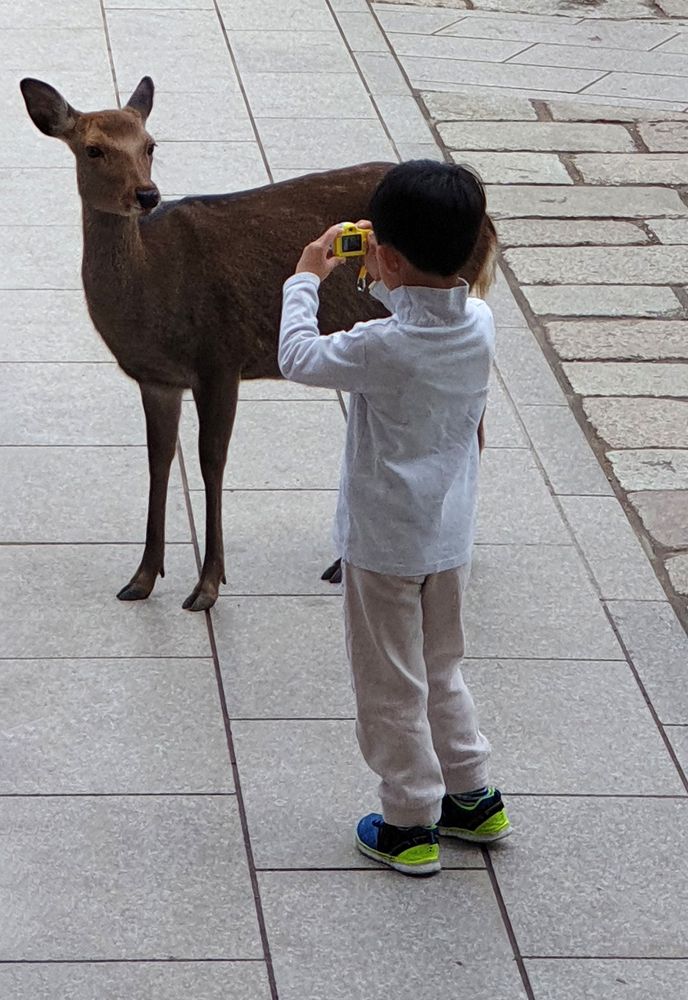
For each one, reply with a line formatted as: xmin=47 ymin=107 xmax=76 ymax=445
xmin=368 ymin=160 xmax=486 ymax=277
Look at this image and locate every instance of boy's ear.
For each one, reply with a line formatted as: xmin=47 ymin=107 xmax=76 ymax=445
xmin=125 ymin=77 xmax=154 ymax=123
xmin=21 ymin=78 xmax=80 ymax=138
xmin=377 ymin=243 xmax=402 ymax=273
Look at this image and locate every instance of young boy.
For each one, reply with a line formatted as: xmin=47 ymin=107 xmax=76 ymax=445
xmin=278 ymin=161 xmax=510 ymax=877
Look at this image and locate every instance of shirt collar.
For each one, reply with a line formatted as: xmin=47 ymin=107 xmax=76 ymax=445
xmin=388 ymin=279 xmax=470 ymax=327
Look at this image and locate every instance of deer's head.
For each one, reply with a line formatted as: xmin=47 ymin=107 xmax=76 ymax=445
xmin=21 ymin=77 xmax=161 ymax=217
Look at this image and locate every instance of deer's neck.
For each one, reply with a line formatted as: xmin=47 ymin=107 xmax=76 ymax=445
xmin=81 ymin=206 xmax=146 ymax=296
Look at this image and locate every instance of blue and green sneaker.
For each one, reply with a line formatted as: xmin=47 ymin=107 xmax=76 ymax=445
xmin=438 ymin=787 xmax=511 ymax=843
xmin=355 ymin=814 xmax=441 ymax=876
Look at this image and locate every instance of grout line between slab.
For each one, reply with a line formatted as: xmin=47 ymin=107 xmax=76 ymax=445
xmin=482 ymin=846 xmax=536 ymax=1000
xmin=176 ymin=439 xmax=280 ymax=1000
xmin=0 ymin=958 xmax=268 ymax=965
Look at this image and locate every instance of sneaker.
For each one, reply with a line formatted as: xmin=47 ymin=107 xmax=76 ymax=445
xmin=438 ymin=787 xmax=511 ymax=843
xmin=355 ymin=813 xmax=441 ymax=876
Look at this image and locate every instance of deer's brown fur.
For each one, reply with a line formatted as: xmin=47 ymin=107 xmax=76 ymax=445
xmin=21 ymin=76 xmax=497 ymax=611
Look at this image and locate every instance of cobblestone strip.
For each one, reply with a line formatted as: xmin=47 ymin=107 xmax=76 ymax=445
xmin=418 ymin=86 xmax=688 ymax=625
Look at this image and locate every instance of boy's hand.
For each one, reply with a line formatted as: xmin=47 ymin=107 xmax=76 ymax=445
xmin=354 ymin=219 xmax=381 ymax=282
xmin=295 ymin=224 xmax=348 ymax=282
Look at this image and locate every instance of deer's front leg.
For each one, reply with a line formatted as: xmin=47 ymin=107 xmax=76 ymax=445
xmin=183 ymin=372 xmax=240 ymax=612
xmin=117 ymin=382 xmax=182 ymax=602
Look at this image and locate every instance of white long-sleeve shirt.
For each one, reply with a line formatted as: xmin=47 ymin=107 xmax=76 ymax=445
xmin=278 ymin=272 xmax=495 ymax=576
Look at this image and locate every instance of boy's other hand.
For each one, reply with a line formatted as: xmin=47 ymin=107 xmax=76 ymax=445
xmin=355 ymin=219 xmax=381 ymax=282
xmin=295 ymin=224 xmax=348 ymax=282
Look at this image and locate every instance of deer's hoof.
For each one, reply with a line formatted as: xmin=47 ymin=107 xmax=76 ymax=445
xmin=182 ymin=584 xmax=218 ymax=612
xmin=321 ymin=558 xmax=343 ymax=585
xmin=117 ymin=581 xmax=153 ymax=601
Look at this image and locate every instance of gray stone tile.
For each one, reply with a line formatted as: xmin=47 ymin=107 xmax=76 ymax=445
xmin=486 ymin=270 xmax=529 ymax=326
xmin=145 ymin=89 xmax=253 ymax=142
xmin=374 ymin=95 xmax=435 ymax=145
xmin=0 ymin=447 xmax=189 ymax=544
xmin=440 ymin=121 xmax=634 ymax=152
xmin=0 ymin=28 xmax=113 ymax=95
xmin=439 ymin=12 xmax=676 ymax=48
xmin=417 ymin=82 xmax=685 ymax=112
xmin=506 ymin=246 xmax=688 ymax=285
xmin=0 ymin=0 xmax=104 ymax=28
xmin=464 ymin=659 xmax=683 ymax=795
xmin=477 ymin=449 xmax=570 ymax=545
xmin=453 ymin=150 xmax=572 ymax=185
xmin=234 ymin=719 xmax=482 ymax=870
xmin=109 ymin=0 xmax=213 ymax=6
xmin=338 ymin=10 xmax=388 ymax=51
xmin=587 ymin=72 xmax=688 ymax=105
xmin=523 ymin=285 xmax=681 ymax=319
xmin=548 ymin=100 xmax=687 ymax=122
xmin=239 ymin=378 xmax=336 ymax=401
xmin=667 ymin=727 xmax=688 ymax=775
xmin=559 ymin=496 xmax=665 ymax=601
xmin=0 ymin=364 xmax=146 ymax=445
xmin=190 ymin=490 xmax=338 ymax=595
xmin=607 ymin=600 xmax=688 ymax=723
xmin=513 ymin=41 xmax=688 ymax=78
xmin=495 ymin=327 xmax=568 ymax=406
xmin=545 ymin=319 xmax=688 ymax=361
xmin=395 ymin=142 xmax=443 ymax=161
xmin=487 ymin=184 xmax=688 ymax=219
xmin=109 ymin=10 xmax=241 ymax=93
xmin=629 ymin=491 xmax=688 ymax=548
xmin=0 ymin=291 xmax=110 ymax=362
xmin=156 ymin=141 xmax=268 ymax=197
xmin=181 ymin=399 xmax=344 ymax=490
xmin=466 ymin=544 xmax=621 ymax=659
xmin=484 ymin=376 xmax=526 ymax=448
xmin=491 ymin=796 xmax=688 ymax=956
xmin=518 ymin=404 xmax=614 ymax=496
xmin=260 ymin=870 xmax=527 ymax=1000
xmin=217 ymin=0 xmax=335 ymax=30
xmin=242 ymin=72 xmax=376 ymax=119
xmin=356 ymin=51 xmax=419 ymax=95
xmin=0 ymin=225 xmax=81 ymax=289
xmin=498 ymin=219 xmax=646 ymax=248
xmin=0 ymin=963 xmax=271 ymax=1000
xmin=640 ymin=121 xmax=688 ymax=152
xmin=376 ymin=7 xmax=470 ymax=35
xmin=401 ymin=55 xmax=601 ymax=93
xmin=667 ymin=553 xmax=688 ymax=596
xmin=609 ymin=449 xmax=688 ymax=491
xmin=422 ymin=91 xmax=538 ymax=121
xmin=574 ymin=152 xmax=688 ymax=186
xmin=564 ymin=361 xmax=688 ymax=398
xmin=390 ymin=30 xmax=530 ymax=63
xmin=525 ymin=959 xmax=688 ymax=1000
xmin=0 ymin=544 xmax=210 ymax=658
xmin=213 ymin=595 xmax=352 ymax=718
xmin=0 ymin=658 xmax=231 ymax=793
xmin=648 ymin=218 xmax=688 ymax=244
xmin=0 ymin=171 xmax=78 ymax=227
xmin=0 ymin=796 xmax=261 ymax=960
xmin=229 ymin=29 xmax=352 ymax=74
xmin=583 ymin=398 xmax=688 ymax=449
xmin=259 ymin=117 xmax=395 ymax=169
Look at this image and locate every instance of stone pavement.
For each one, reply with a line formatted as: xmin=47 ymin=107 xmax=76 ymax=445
xmin=1 ymin=1 xmax=688 ymax=998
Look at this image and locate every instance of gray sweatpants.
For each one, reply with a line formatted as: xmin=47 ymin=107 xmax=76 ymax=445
xmin=343 ymin=560 xmax=491 ymax=828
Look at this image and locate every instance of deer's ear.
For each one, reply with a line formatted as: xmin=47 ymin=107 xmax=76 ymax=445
xmin=20 ymin=78 xmax=80 ymax=138
xmin=125 ymin=77 xmax=154 ymax=123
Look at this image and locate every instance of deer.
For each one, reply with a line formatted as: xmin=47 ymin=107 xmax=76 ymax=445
xmin=20 ymin=77 xmax=497 ymax=612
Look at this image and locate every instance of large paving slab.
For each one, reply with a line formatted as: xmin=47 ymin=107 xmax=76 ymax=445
xmin=608 ymin=449 xmax=688 ymax=492
xmin=522 ymin=285 xmax=682 ymax=319
xmin=505 ymin=246 xmax=688 ymax=285
xmin=497 ymin=219 xmax=647 ymax=248
xmin=0 ymin=658 xmax=230 ymax=794
xmin=260 ymin=870 xmax=527 ymax=1000
xmin=574 ymin=152 xmax=688 ymax=186
xmin=0 ymin=291 xmax=111 ymax=362
xmin=563 ymin=361 xmax=688 ymax=398
xmin=0 ymin=796 xmax=262 ymax=960
xmin=0 ymin=963 xmax=272 ymax=1000
xmin=492 ymin=796 xmax=688 ymax=957
xmin=517 ymin=404 xmax=614 ymax=496
xmin=439 ymin=121 xmax=635 ymax=152
xmin=544 ymin=320 xmax=688 ymax=361
xmin=583 ymin=398 xmax=688 ymax=449
xmin=525 ymin=959 xmax=688 ymax=1000
xmin=629 ymin=490 xmax=688 ymax=548
xmin=486 ymin=185 xmax=688 ymax=219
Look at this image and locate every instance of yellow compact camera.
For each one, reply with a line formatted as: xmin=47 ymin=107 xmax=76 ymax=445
xmin=333 ymin=222 xmax=369 ymax=258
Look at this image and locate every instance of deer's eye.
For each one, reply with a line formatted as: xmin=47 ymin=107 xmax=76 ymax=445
xmin=147 ymin=143 xmax=156 ymax=157
xmin=86 ymin=146 xmax=103 ymax=158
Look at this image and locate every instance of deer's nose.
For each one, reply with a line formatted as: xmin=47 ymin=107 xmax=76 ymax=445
xmin=136 ymin=187 xmax=160 ymax=211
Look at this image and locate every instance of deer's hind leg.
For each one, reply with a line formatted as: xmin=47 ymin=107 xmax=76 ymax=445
xmin=117 ymin=381 xmax=182 ymax=602
xmin=182 ymin=371 xmax=240 ymax=612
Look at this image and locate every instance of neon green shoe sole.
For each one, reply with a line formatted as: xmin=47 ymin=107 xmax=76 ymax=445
xmin=438 ymin=788 xmax=512 ymax=844
xmin=355 ymin=813 xmax=441 ymax=876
